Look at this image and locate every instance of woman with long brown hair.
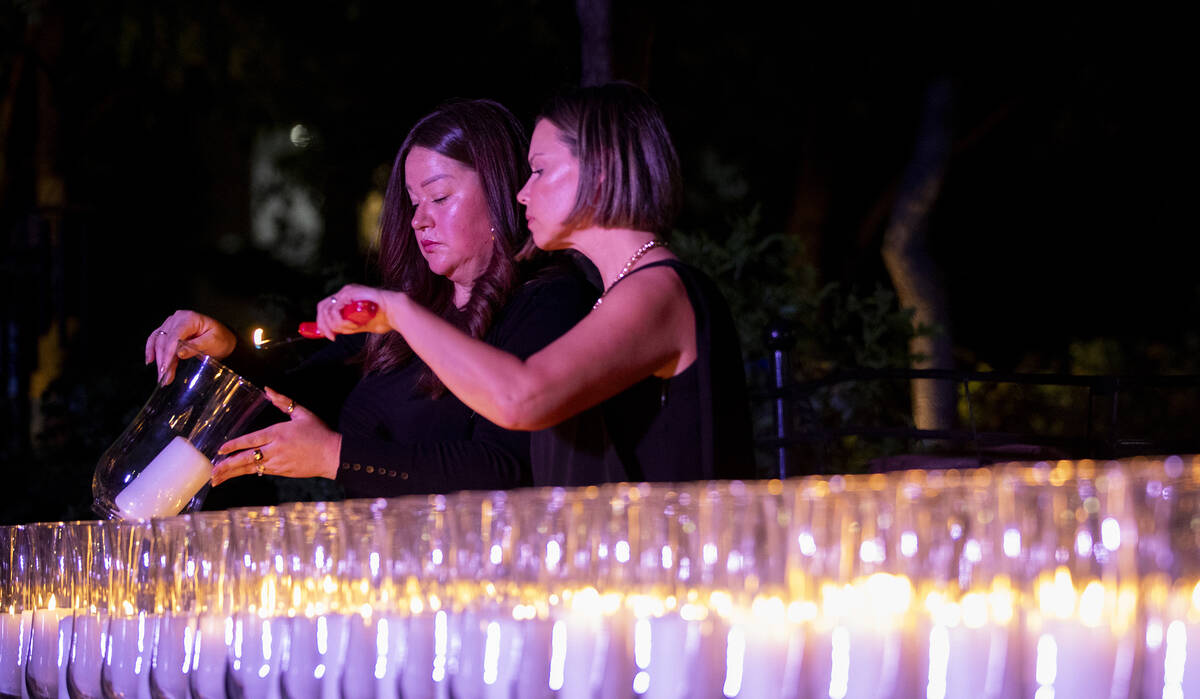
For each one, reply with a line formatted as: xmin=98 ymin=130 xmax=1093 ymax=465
xmin=147 ymin=99 xmax=595 ymax=496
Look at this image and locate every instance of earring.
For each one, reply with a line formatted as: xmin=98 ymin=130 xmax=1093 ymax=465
xmin=490 ymin=226 xmax=495 ymax=242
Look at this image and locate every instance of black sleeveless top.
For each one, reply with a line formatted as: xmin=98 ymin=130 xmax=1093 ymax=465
xmin=530 ymin=259 xmax=756 ymax=485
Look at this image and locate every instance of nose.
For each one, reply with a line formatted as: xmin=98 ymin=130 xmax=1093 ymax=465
xmin=516 ymin=179 xmax=530 ymax=206
xmin=412 ymin=201 xmax=432 ymax=231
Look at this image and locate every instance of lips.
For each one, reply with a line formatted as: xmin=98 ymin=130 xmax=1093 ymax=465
xmin=419 ymin=239 xmax=440 ymax=252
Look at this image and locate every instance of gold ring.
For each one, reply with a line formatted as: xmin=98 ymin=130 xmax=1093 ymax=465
xmin=255 ymin=461 xmax=265 ymax=477
xmin=253 ymin=448 xmax=264 ymax=462
xmin=287 ymin=400 xmax=295 ymax=414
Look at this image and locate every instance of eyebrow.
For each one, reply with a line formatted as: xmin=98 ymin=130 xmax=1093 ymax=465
xmin=420 ymin=173 xmax=452 ymax=187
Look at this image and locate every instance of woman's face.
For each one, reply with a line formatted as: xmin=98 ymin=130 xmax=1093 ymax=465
xmin=517 ymin=119 xmax=580 ymax=250
xmin=405 ymin=147 xmax=494 ymax=288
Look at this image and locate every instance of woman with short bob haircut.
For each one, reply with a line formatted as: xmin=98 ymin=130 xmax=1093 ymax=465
xmin=317 ymin=82 xmax=754 ymax=485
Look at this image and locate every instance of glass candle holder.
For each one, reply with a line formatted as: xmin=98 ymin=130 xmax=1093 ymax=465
xmin=91 ymin=342 xmax=267 ymax=520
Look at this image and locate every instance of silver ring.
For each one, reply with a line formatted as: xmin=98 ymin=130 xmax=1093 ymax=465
xmin=329 ymin=297 xmax=338 ymax=304
xmin=158 ymin=330 xmax=168 ymax=336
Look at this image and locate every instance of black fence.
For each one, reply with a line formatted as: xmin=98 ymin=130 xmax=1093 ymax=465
xmin=753 ymin=349 xmax=1200 ymax=478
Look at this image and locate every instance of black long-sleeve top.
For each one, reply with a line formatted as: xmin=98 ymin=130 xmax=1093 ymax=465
xmin=298 ymin=263 xmax=595 ymax=497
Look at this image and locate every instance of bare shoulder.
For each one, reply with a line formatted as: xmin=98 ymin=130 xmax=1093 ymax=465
xmin=598 ymin=263 xmax=696 ymax=376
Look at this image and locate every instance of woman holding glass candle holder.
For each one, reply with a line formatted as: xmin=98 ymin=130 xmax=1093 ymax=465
xmin=144 ymin=99 xmax=596 ymax=497
xmin=318 ymin=82 xmax=755 ymax=485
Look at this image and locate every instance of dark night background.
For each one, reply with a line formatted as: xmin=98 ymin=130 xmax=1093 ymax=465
xmin=0 ymin=1 xmax=1191 ymax=524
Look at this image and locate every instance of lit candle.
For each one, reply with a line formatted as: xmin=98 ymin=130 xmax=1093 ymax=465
xmin=548 ymin=588 xmax=634 ymax=699
xmin=148 ymin=613 xmax=195 ymax=699
xmin=804 ymin=575 xmax=917 ymax=699
xmin=1137 ymin=579 xmax=1200 ymax=697
xmin=102 ymin=613 xmax=156 ymax=699
xmin=284 ymin=614 xmax=350 ymax=699
xmin=399 ymin=609 xmax=449 ymax=699
xmin=66 ymin=612 xmax=106 ymax=699
xmin=446 ymin=608 xmax=524 ymax=699
xmin=26 ymin=607 xmax=73 ymax=699
xmin=720 ymin=596 xmax=804 ymax=699
xmin=226 ymin=614 xmax=283 ymax=699
xmin=189 ymin=615 xmax=231 ymax=699
xmin=1022 ymin=570 xmax=1138 ymax=698
xmin=917 ymin=585 xmax=1020 ymax=699
xmin=340 ymin=612 xmax=402 ymax=699
xmin=0 ymin=610 xmax=33 ymax=699
xmin=113 ymin=437 xmax=212 ymax=520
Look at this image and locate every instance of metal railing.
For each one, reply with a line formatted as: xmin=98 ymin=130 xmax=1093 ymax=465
xmin=754 ymin=328 xmax=1200 ymax=477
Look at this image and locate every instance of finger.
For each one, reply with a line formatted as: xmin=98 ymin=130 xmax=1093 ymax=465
xmin=218 ymin=428 xmax=272 ymax=455
xmin=154 ymin=331 xmax=179 ymax=386
xmin=213 ymin=444 xmax=272 ymax=483
xmin=263 ymin=387 xmax=302 ymax=418
xmin=317 ymin=294 xmax=347 ymax=339
xmin=145 ymin=326 xmax=162 ymax=365
xmin=211 ymin=451 xmax=257 ymax=486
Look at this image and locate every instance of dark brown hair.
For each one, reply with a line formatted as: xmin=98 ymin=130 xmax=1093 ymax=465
xmin=363 ymin=99 xmax=533 ymax=395
xmin=538 ymin=82 xmax=682 ymax=234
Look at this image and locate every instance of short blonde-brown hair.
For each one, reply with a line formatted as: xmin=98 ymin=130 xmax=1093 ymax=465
xmin=539 ymin=82 xmax=682 ymax=234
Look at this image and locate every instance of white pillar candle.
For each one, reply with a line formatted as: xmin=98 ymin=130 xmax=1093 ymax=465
xmin=1025 ymin=618 xmax=1135 ymax=699
xmin=550 ymin=602 xmax=635 ymax=699
xmin=722 ymin=615 xmax=805 ymax=699
xmin=340 ymin=613 xmax=402 ymax=699
xmin=227 ymin=615 xmax=283 ymax=699
xmin=283 ymin=614 xmax=349 ymax=699
xmin=66 ymin=613 xmax=106 ymax=699
xmin=446 ymin=610 xmax=522 ymax=699
xmin=189 ymin=615 xmax=230 ymax=699
xmin=514 ymin=617 xmax=556 ymax=699
xmin=102 ymin=614 xmax=155 ymax=699
xmin=398 ymin=612 xmax=449 ymax=699
xmin=114 ymin=437 xmax=212 ymax=520
xmin=148 ymin=613 xmax=195 ymax=699
xmin=806 ymin=621 xmax=909 ymax=699
xmin=915 ymin=620 xmax=1019 ymax=699
xmin=25 ymin=609 xmax=73 ymax=699
xmin=0 ymin=611 xmax=33 ymax=699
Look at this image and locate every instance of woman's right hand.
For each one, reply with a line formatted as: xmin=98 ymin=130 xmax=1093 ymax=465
xmin=145 ymin=310 xmax=237 ymax=385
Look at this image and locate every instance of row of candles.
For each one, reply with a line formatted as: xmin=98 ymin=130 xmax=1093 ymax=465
xmin=3 ymin=457 xmax=1200 ymax=699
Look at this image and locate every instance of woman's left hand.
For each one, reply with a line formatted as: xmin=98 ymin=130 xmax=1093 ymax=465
xmin=211 ymin=387 xmax=342 ymax=485
xmin=315 ymin=284 xmax=401 ymax=339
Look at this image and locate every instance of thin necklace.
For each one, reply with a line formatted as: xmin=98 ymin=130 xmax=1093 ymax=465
xmin=592 ymin=239 xmax=667 ymax=310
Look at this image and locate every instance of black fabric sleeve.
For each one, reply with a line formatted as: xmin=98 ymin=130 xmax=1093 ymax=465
xmin=334 ymin=268 xmax=595 ymax=496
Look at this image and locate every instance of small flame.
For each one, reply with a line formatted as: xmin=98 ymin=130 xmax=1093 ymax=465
xmin=252 ymin=328 xmax=266 ymax=349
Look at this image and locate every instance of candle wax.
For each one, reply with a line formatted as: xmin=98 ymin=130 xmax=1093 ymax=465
xmin=340 ymin=613 xmax=402 ymax=699
xmin=1023 ymin=618 xmax=1135 ymax=698
xmin=0 ymin=611 xmax=33 ymax=699
xmin=447 ymin=610 xmax=523 ymax=699
xmin=26 ymin=609 xmax=73 ymax=699
xmin=147 ymin=614 xmax=194 ymax=699
xmin=66 ymin=613 xmax=106 ymax=699
xmin=114 ymin=437 xmax=212 ymax=520
xmin=190 ymin=616 xmax=230 ymax=699
xmin=283 ymin=614 xmax=349 ymax=699
xmin=103 ymin=615 xmax=155 ymax=699
xmin=227 ymin=615 xmax=283 ymax=699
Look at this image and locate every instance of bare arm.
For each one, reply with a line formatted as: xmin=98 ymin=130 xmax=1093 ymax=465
xmin=317 ymin=268 xmax=696 ymax=431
